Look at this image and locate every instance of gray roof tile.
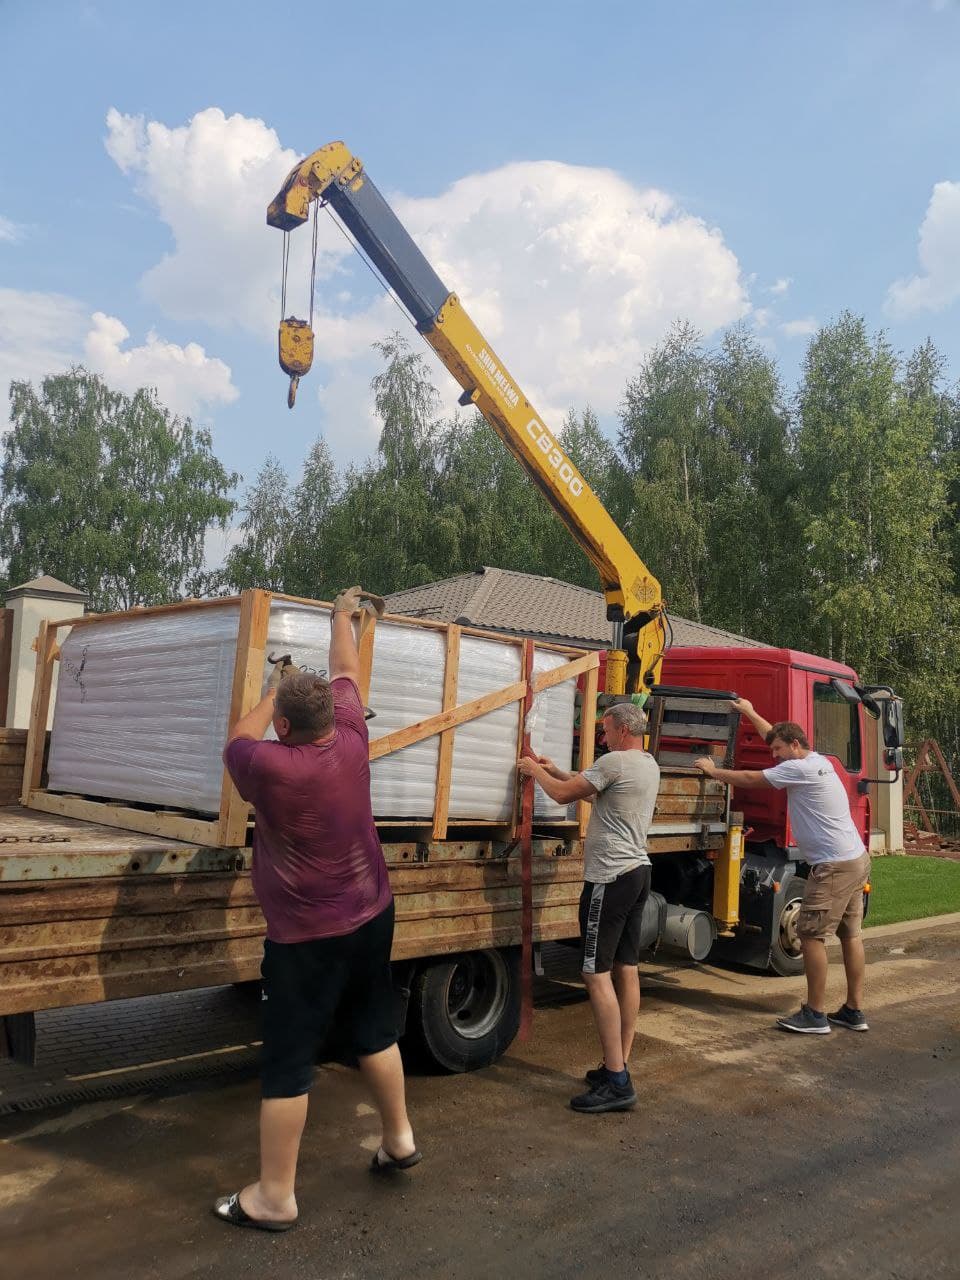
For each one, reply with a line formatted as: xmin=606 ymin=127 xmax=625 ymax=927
xmin=385 ymin=568 xmax=763 ymax=649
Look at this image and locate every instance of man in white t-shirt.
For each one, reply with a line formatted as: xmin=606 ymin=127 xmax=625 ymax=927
xmin=518 ymin=702 xmax=660 ymax=1110
xmin=695 ymin=699 xmax=871 ymax=1035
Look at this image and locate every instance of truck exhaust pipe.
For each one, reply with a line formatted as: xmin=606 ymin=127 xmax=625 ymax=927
xmin=658 ymin=902 xmax=717 ymax=962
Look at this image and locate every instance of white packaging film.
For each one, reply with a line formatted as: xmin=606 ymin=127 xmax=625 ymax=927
xmin=47 ymin=601 xmax=577 ymax=822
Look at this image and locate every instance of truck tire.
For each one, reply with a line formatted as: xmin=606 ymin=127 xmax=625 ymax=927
xmin=770 ymin=876 xmax=806 ymax=976
xmin=406 ymin=948 xmax=521 ymax=1072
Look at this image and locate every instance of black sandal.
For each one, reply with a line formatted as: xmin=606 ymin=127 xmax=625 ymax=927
xmin=369 ymin=1147 xmax=423 ymax=1173
xmin=213 ymin=1192 xmax=298 ymax=1232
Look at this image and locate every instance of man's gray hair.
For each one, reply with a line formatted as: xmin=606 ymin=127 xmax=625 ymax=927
xmin=603 ymin=702 xmax=648 ymax=735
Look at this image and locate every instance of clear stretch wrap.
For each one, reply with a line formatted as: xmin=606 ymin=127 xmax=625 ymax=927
xmin=47 ymin=600 xmax=577 ymax=821
xmin=46 ymin=605 xmax=242 ymax=813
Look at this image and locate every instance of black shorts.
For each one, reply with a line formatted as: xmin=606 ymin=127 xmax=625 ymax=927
xmin=260 ymin=900 xmax=398 ymax=1098
xmin=579 ymin=865 xmax=652 ymax=975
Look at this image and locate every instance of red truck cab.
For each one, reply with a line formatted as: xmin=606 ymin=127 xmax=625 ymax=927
xmin=653 ymin=644 xmax=902 ymax=974
xmin=662 ymin=645 xmax=871 ymax=852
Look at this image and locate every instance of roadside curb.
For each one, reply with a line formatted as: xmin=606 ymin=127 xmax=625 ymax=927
xmin=861 ymin=910 xmax=960 ymax=940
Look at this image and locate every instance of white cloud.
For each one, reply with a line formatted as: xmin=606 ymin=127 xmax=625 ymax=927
xmin=394 ymin=161 xmax=749 ymax=414
xmin=0 ymin=289 xmax=88 ymax=427
xmin=0 ymin=215 xmax=24 ymax=243
xmin=768 ymin=276 xmax=792 ymax=296
xmin=105 ymin=108 xmax=751 ymax=431
xmin=104 ymin=106 xmax=350 ymax=336
xmin=885 ymin=181 xmax=960 ymax=315
xmin=0 ymin=289 xmax=237 ymax=429
xmin=780 ymin=317 xmax=818 ymax=338
xmin=84 ymin=312 xmax=238 ymax=417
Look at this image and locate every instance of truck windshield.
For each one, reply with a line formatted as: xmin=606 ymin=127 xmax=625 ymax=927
xmin=813 ymin=682 xmax=862 ymax=773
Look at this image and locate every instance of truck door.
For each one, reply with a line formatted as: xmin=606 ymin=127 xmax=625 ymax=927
xmin=811 ymin=681 xmax=869 ymax=844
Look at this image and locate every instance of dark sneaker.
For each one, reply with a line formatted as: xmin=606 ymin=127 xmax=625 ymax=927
xmin=570 ymin=1074 xmax=637 ymax=1113
xmin=584 ymin=1063 xmax=608 ymax=1086
xmin=828 ymin=1004 xmax=869 ymax=1032
xmin=777 ymin=1005 xmax=831 ymax=1034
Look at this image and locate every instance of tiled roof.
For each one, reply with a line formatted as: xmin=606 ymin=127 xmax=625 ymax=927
xmin=385 ymin=568 xmax=764 ymax=649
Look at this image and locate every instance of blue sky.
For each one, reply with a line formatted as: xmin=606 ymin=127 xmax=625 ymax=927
xmin=3 ymin=0 xmax=959 ymax=557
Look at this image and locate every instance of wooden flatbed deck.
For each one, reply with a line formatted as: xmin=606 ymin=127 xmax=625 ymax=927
xmin=0 ymin=766 xmax=725 ymax=1018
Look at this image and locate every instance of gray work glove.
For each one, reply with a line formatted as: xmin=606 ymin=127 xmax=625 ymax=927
xmin=332 ymin=585 xmax=386 ymax=618
xmin=266 ymin=652 xmax=301 ymax=692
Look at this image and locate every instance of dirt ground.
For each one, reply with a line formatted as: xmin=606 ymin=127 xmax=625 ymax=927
xmin=1 ymin=919 xmax=958 ymax=1280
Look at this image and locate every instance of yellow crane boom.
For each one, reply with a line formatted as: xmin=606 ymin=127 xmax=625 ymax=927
xmin=267 ymin=141 xmax=665 ymax=692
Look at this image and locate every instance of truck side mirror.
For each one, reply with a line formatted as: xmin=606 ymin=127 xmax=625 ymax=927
xmin=881 ymin=700 xmax=905 ymax=751
xmin=883 ymin=746 xmax=903 ymax=771
xmin=854 ymin=684 xmax=905 ymax=750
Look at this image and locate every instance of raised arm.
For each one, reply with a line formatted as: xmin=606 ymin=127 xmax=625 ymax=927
xmin=328 ymin=586 xmax=385 ymax=685
xmin=329 ymin=589 xmax=361 ymax=685
xmin=732 ymin=696 xmax=774 ymax=740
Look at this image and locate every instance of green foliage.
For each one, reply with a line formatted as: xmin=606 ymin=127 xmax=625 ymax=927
xmin=793 ymin=314 xmax=958 ymax=726
xmin=283 ymin=437 xmax=340 ymax=598
xmin=617 ymin=322 xmax=796 ymax=636
xmin=1 ymin=369 xmax=237 ymax=611
xmin=221 ymin=455 xmax=293 ymax=592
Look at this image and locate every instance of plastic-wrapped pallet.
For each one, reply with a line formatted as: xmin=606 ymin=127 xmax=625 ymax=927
xmin=47 ymin=605 xmax=242 ymax=814
xmin=46 ymin=599 xmax=577 ymax=822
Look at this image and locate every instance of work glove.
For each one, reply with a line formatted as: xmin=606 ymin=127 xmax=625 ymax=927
xmin=266 ymin=652 xmax=301 ymax=692
xmin=332 ymin=585 xmax=386 ymax=618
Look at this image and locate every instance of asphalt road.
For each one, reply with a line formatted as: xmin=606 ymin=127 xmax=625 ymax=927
xmin=1 ymin=919 xmax=957 ymax=1280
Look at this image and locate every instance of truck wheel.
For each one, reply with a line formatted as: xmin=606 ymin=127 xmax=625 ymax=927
xmin=406 ymin=948 xmax=521 ymax=1072
xmin=770 ymin=877 xmax=806 ymax=976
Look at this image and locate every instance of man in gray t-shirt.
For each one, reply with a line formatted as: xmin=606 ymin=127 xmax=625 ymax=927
xmin=518 ymin=702 xmax=659 ymax=1114
xmin=580 ymin=749 xmax=659 ymax=883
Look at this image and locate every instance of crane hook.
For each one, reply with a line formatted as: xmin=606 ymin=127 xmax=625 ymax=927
xmin=278 ymin=317 xmax=315 ymax=410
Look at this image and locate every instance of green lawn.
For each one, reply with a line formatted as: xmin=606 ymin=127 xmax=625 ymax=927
xmin=865 ymin=855 xmax=960 ymax=927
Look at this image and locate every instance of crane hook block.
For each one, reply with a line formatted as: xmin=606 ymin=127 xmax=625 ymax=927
xmin=279 ymin=317 xmax=315 ymax=379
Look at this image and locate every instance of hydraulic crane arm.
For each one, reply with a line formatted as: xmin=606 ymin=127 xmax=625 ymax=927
xmin=268 ymin=142 xmax=666 ymax=691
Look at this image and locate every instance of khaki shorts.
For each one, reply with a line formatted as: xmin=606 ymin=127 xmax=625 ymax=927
xmin=798 ymin=851 xmax=871 ymax=942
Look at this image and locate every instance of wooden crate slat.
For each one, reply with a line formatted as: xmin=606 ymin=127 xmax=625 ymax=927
xmin=658 ymin=722 xmax=730 ymax=742
xmin=661 ymin=697 xmax=735 ymax=715
xmin=431 ymin=625 xmax=461 ymax=841
xmin=577 ymin=661 xmax=599 ymax=837
xmin=369 ymin=679 xmax=527 ymax=761
xmin=357 ymin=610 xmax=377 ymax=706
xmin=23 ymin=790 xmax=223 ymax=846
xmin=20 ymin=621 xmax=58 ymax=805
xmin=657 ymin=746 xmax=726 ymax=767
xmin=218 ymin=589 xmax=272 ymax=846
xmin=530 ymin=650 xmax=600 ymax=695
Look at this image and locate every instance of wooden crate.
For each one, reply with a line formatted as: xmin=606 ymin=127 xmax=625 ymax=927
xmin=21 ymin=590 xmax=600 ymax=849
xmin=0 ymin=729 xmax=28 ymax=807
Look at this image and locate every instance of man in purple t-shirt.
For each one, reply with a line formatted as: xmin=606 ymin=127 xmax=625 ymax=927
xmin=213 ymin=588 xmax=420 ymax=1233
